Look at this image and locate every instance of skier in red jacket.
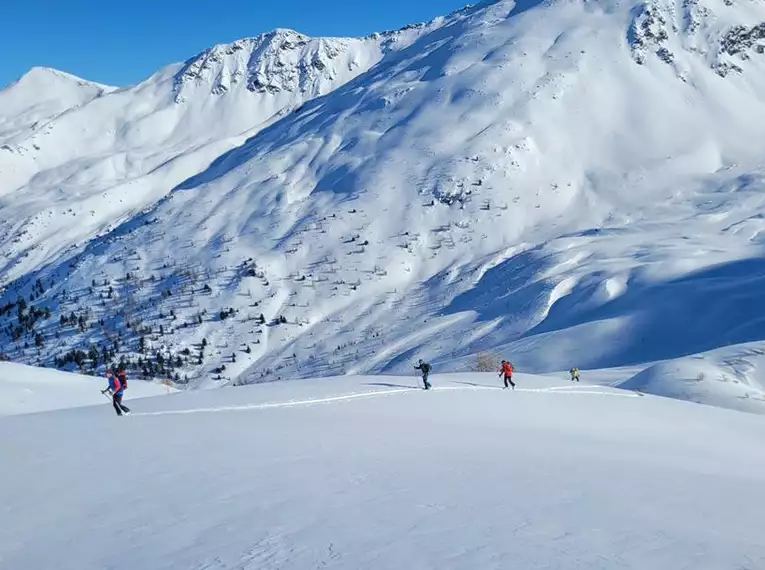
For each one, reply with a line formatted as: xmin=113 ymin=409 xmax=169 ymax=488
xmin=499 ymin=360 xmax=515 ymax=390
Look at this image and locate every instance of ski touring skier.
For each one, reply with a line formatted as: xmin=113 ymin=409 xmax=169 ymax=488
xmin=569 ymin=367 xmax=580 ymax=382
xmin=499 ymin=359 xmax=515 ymax=389
xmin=414 ymin=359 xmax=432 ymax=390
xmin=103 ymin=367 xmax=131 ymax=416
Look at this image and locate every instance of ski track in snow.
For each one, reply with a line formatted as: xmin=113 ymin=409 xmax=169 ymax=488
xmin=131 ymin=384 xmax=640 ymax=417
xmin=3 ymin=371 xmax=765 ymax=570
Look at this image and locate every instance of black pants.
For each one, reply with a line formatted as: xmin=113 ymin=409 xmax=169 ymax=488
xmin=422 ymin=374 xmax=431 ymax=389
xmin=503 ymin=374 xmax=515 ymax=389
xmin=113 ymin=394 xmax=130 ymax=415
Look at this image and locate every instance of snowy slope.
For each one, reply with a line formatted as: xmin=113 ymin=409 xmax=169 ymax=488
xmin=441 ymin=346 xmax=765 ymax=414
xmin=0 ymin=361 xmax=175 ymax=416
xmin=0 ymin=25 xmax=443 ymax=283
xmin=0 ymin=67 xmax=113 ymax=143
xmin=619 ymin=340 xmax=765 ymax=413
xmin=1 ymin=0 xmax=765 ymax=408
xmin=1 ymin=372 xmax=764 ymax=569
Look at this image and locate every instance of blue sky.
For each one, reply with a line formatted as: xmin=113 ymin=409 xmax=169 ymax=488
xmin=0 ymin=0 xmax=466 ymax=88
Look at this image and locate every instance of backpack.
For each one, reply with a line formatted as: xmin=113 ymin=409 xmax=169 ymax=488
xmin=116 ymin=370 xmax=127 ymax=390
xmin=422 ymin=363 xmax=431 ymax=374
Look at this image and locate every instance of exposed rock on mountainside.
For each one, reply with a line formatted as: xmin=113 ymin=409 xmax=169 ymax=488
xmin=174 ymin=30 xmax=375 ymax=101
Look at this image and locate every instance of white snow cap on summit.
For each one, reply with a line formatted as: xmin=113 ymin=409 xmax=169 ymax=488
xmin=9 ymin=66 xmax=114 ymax=90
xmin=0 ymin=66 xmax=113 ymax=141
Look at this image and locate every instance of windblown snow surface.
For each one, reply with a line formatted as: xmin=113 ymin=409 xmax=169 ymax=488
xmin=2 ymin=0 xmax=765 ymax=415
xmin=1 ymin=372 xmax=765 ymax=569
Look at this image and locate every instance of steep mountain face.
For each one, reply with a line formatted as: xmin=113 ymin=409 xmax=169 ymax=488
xmin=0 ymin=26 xmax=432 ymax=285
xmin=173 ymin=29 xmax=380 ymax=100
xmin=1 ymin=0 xmax=765 ymax=388
xmin=627 ymin=0 xmax=765 ymax=75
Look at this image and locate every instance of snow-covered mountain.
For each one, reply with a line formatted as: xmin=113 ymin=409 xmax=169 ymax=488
xmin=1 ymin=0 xmax=765 ymax=413
xmin=0 ymin=24 xmax=440 ymax=280
xmin=0 ymin=67 xmax=114 ymax=143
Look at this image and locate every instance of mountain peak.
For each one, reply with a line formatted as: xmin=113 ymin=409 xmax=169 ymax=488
xmin=24 ymin=66 xmax=83 ymax=81
xmin=173 ymin=28 xmax=378 ymax=100
xmin=266 ymin=27 xmax=307 ymax=38
xmin=10 ymin=66 xmax=113 ymax=92
xmin=0 ymin=66 xmax=114 ymax=145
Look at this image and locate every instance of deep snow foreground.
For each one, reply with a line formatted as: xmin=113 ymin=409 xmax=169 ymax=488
xmin=0 ymin=361 xmax=175 ymax=416
xmin=2 ymin=373 xmax=765 ymax=570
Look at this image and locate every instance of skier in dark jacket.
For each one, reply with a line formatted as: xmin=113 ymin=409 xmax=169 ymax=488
xmin=104 ymin=368 xmax=131 ymax=416
xmin=414 ymin=359 xmax=432 ymax=390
